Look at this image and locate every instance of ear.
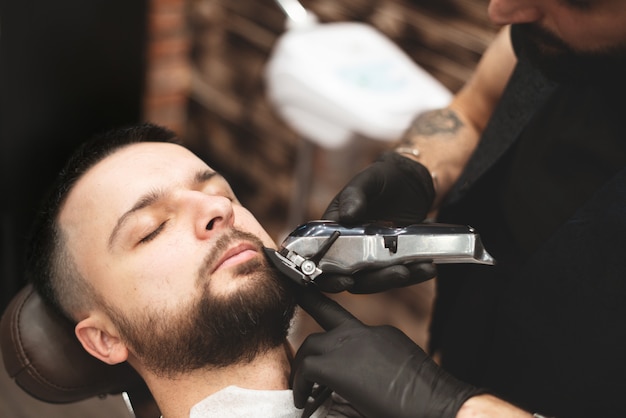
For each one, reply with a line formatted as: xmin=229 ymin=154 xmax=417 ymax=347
xmin=75 ymin=316 xmax=129 ymax=365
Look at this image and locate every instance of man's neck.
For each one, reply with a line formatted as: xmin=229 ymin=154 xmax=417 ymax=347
xmin=139 ymin=343 xmax=293 ymax=418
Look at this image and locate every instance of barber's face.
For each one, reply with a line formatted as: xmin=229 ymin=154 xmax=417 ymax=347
xmin=488 ymin=0 xmax=626 ymax=53
xmin=61 ymin=142 xmax=295 ymax=374
xmin=489 ymin=0 xmax=626 ymax=83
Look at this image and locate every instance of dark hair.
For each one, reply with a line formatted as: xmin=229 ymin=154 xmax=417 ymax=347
xmin=26 ymin=123 xmax=179 ymax=320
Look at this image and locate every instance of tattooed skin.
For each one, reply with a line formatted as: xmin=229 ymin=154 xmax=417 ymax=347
xmin=401 ymin=109 xmax=464 ymax=142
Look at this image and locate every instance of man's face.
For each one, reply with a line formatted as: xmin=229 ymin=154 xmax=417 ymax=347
xmin=60 ymin=142 xmax=295 ymax=375
xmin=488 ymin=0 xmax=626 ymax=82
xmin=488 ymin=0 xmax=626 ymax=53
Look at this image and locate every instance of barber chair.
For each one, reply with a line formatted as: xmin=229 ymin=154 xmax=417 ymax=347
xmin=0 ymin=284 xmax=161 ymax=418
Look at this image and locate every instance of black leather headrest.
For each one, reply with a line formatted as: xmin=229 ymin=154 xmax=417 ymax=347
xmin=1 ymin=284 xmax=144 ymax=403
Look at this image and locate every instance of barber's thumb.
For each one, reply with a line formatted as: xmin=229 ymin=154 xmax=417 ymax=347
xmin=294 ymin=286 xmax=361 ymax=331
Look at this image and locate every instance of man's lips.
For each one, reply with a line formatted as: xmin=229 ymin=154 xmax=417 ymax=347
xmin=212 ymin=242 xmax=258 ymax=273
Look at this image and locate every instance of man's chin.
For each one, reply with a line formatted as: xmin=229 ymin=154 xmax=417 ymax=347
xmin=205 ymin=274 xmax=255 ymax=298
xmin=515 ymin=23 xmax=626 ymax=85
xmin=205 ymin=258 xmax=267 ymax=296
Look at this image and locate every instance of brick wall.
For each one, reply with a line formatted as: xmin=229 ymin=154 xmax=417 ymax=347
xmin=143 ymin=0 xmax=192 ymax=135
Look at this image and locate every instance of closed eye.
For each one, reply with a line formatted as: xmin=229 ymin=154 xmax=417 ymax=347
xmin=139 ymin=221 xmax=168 ymax=244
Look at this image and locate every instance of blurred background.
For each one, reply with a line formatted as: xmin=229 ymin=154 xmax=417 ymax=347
xmin=0 ymin=0 xmax=497 ymax=415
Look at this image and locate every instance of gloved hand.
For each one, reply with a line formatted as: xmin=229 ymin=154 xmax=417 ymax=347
xmin=292 ymin=288 xmax=484 ymax=418
xmin=323 ymin=151 xmax=435 ymax=226
xmin=313 ymin=262 xmax=436 ymax=293
xmin=316 ymin=151 xmax=437 ymax=293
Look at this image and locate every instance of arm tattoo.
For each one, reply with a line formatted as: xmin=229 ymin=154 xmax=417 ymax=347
xmin=400 ymin=109 xmax=463 ymax=144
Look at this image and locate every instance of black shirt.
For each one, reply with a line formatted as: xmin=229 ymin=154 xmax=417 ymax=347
xmin=430 ymin=24 xmax=626 ymax=417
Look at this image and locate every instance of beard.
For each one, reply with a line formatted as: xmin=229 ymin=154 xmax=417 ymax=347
xmin=104 ymin=229 xmax=297 ymax=378
xmin=513 ymin=23 xmax=626 ymax=86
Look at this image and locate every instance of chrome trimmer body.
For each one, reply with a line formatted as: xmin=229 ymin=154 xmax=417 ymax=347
xmin=264 ymin=221 xmax=495 ymax=286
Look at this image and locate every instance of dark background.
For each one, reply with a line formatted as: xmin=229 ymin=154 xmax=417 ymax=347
xmin=0 ymin=0 xmax=148 ymax=311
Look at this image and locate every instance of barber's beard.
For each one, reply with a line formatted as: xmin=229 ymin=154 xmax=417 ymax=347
xmin=514 ymin=23 xmax=626 ymax=86
xmin=106 ymin=230 xmax=296 ymax=378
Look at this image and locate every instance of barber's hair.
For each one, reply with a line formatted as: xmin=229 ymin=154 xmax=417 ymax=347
xmin=26 ymin=123 xmax=179 ymax=321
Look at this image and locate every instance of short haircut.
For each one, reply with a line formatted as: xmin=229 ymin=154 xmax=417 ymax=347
xmin=25 ymin=123 xmax=179 ymax=320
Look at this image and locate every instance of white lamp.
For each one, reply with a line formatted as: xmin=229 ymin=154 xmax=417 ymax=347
xmin=265 ymin=1 xmax=452 ymax=148
xmin=265 ymin=0 xmax=452 ymax=229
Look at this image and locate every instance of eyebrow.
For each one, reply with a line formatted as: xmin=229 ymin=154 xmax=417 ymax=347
xmin=107 ymin=169 xmax=218 ymax=249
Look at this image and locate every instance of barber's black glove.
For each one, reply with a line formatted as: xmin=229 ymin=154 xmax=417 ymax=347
xmin=323 ymin=151 xmax=435 ymax=226
xmin=316 ymin=151 xmax=437 ymax=293
xmin=313 ymin=263 xmax=436 ymax=294
xmin=292 ymin=288 xmax=484 ymax=418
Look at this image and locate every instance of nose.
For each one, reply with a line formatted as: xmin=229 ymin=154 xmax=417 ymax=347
xmin=183 ymin=191 xmax=234 ymax=239
xmin=488 ymin=0 xmax=543 ymax=25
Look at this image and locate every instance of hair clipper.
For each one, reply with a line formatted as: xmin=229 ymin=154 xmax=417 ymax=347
xmin=263 ymin=221 xmax=495 ymax=286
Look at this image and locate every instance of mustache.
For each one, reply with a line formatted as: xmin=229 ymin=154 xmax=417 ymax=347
xmin=197 ymin=228 xmax=267 ymax=285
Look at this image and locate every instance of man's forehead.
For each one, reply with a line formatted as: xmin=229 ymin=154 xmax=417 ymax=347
xmin=59 ymin=142 xmax=215 ymax=228
xmin=87 ymin=142 xmax=212 ymax=183
xmin=107 ymin=141 xmax=207 ymax=167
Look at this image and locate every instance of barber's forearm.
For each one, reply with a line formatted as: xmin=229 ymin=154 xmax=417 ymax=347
xmin=456 ymin=394 xmax=533 ymax=418
xmin=394 ymin=105 xmax=481 ymax=208
xmin=394 ymin=27 xmax=515 ymax=209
